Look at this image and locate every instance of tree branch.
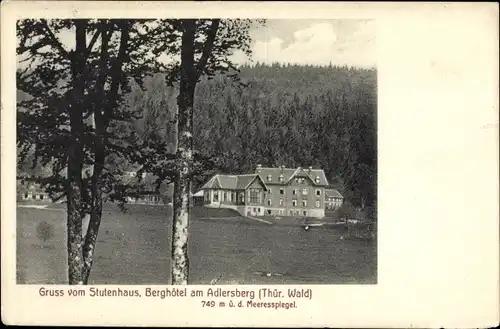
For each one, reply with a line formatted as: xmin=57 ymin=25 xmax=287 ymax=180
xmin=107 ymin=21 xmax=131 ymax=115
xmin=40 ymin=19 xmax=70 ymax=60
xmin=84 ymin=22 xmax=104 ymax=59
xmin=196 ymin=19 xmax=220 ymax=79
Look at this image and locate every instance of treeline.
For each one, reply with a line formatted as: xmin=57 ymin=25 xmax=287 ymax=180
xmin=124 ymin=63 xmax=377 ymax=209
xmin=18 ymin=63 xmax=377 ymax=210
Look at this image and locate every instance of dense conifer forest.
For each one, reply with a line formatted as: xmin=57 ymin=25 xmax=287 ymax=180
xmin=127 ymin=63 xmax=377 ymax=210
xmin=18 ymin=62 xmax=377 ymax=212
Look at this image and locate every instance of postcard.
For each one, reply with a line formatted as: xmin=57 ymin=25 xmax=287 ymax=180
xmin=1 ymin=1 xmax=498 ymax=327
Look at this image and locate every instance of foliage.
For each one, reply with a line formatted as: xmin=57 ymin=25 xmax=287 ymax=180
xmin=36 ymin=221 xmax=54 ymax=244
xmin=16 ymin=19 xmax=174 ymax=284
xmin=337 ymin=201 xmax=357 ymax=222
xmin=126 ymin=63 xmax=377 ymax=206
xmin=16 ymin=19 xmax=172 ymax=210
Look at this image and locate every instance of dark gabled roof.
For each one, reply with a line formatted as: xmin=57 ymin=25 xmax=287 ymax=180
xmin=201 ymin=174 xmax=268 ymax=191
xmin=325 ymin=189 xmax=344 ymax=198
xmin=255 ymin=166 xmax=329 ymax=186
xmin=202 ymin=175 xmax=223 ymax=189
xmin=236 ymin=175 xmax=258 ymax=189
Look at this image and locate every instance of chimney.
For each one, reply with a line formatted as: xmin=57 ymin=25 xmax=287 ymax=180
xmin=256 ymin=164 xmax=262 ymax=172
xmin=308 ymin=166 xmax=313 ymax=173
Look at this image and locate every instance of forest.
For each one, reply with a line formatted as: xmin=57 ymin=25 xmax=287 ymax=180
xmin=16 ymin=19 xmax=376 ymax=285
xmin=125 ymin=62 xmax=377 ymax=211
xmin=18 ymin=62 xmax=377 ymax=211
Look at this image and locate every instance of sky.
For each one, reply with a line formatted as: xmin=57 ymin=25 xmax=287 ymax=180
xmin=234 ymin=19 xmax=376 ymax=68
xmin=18 ymin=19 xmax=376 ymax=69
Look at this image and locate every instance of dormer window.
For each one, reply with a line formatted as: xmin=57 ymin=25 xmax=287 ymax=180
xmin=315 ymin=176 xmax=320 ymax=184
xmin=267 ymin=174 xmax=272 ymax=182
xmin=279 ymin=174 xmax=284 ymax=183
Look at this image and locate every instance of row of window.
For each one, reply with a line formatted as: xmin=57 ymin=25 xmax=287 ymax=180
xmin=272 ymin=188 xmax=322 ymax=196
xmin=266 ymin=174 xmax=321 ymax=184
xmin=127 ymin=196 xmax=161 ymax=203
xmin=22 ymin=193 xmax=46 ymax=200
xmin=206 ymin=189 xmax=327 ymax=207
xmin=266 ymin=199 xmax=322 ymax=208
xmin=205 ymin=190 xmax=261 ymax=204
xmin=265 ymin=209 xmax=310 ymax=216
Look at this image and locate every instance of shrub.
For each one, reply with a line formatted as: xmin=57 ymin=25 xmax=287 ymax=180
xmin=36 ymin=221 xmax=54 ymax=245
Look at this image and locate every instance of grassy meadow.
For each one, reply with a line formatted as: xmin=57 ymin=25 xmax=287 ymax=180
xmin=16 ymin=204 xmax=377 ymax=285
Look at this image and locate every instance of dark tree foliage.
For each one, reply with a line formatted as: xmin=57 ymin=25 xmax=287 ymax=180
xmin=129 ymin=63 xmax=377 ymax=209
xmin=145 ymin=19 xmax=260 ymax=284
xmin=17 ymin=18 xmax=375 ymax=285
xmin=16 ymin=19 xmax=170 ymax=284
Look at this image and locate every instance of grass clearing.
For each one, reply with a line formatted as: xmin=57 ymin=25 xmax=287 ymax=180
xmin=16 ymin=204 xmax=377 ymax=285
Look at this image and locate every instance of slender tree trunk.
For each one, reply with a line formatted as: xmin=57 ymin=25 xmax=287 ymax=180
xmin=361 ymin=196 xmax=366 ymax=210
xmin=171 ymin=20 xmax=197 ymax=285
xmin=67 ymin=20 xmax=87 ymax=285
xmin=82 ymin=22 xmax=129 ymax=284
xmin=83 ymin=134 xmax=104 ymax=283
xmin=82 ymin=25 xmax=109 ymax=285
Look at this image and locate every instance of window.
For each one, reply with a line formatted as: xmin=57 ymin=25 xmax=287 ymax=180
xmin=295 ymin=177 xmax=299 ymax=183
xmin=253 ymin=208 xmax=257 ymax=212
xmin=240 ymin=193 xmax=245 ymax=204
xmin=267 ymin=199 xmax=272 ymax=206
xmin=279 ymin=174 xmax=284 ymax=182
xmin=279 ymin=199 xmax=284 ymax=206
xmin=205 ymin=192 xmax=210 ymax=202
xmin=315 ymin=200 xmax=320 ymax=208
xmin=315 ymin=176 xmax=320 ymax=184
xmin=268 ymin=188 xmax=272 ymax=194
xmin=223 ymin=192 xmax=228 ymax=202
xmin=302 ymin=188 xmax=308 ymax=195
xmin=290 ymin=210 xmax=293 ymax=215
xmin=267 ymin=210 xmax=272 ymax=215
xmin=303 ymin=211 xmax=307 ymax=216
xmin=293 ymin=189 xmax=297 ymax=195
xmin=280 ymin=188 xmax=284 ymax=195
xmin=24 ymin=193 xmax=28 ymax=199
xmin=292 ymin=200 xmax=297 ymax=207
xmin=316 ymin=189 xmax=321 ymax=196
xmin=267 ymin=174 xmax=272 ymax=182
xmin=302 ymin=200 xmax=307 ymax=207
xmin=249 ymin=189 xmax=260 ymax=203
xmin=213 ymin=192 xmax=219 ymax=202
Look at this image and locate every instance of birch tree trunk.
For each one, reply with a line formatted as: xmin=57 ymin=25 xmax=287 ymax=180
xmin=67 ymin=20 xmax=87 ymax=285
xmin=171 ymin=20 xmax=197 ymax=285
xmin=82 ymin=25 xmax=109 ymax=284
xmin=82 ymin=22 xmax=130 ymax=284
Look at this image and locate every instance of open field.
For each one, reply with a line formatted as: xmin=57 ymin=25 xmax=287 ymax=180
xmin=16 ymin=204 xmax=377 ymax=285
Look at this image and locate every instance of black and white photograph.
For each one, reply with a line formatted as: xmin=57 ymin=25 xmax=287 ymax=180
xmin=15 ymin=17 xmax=377 ymax=285
xmin=3 ymin=2 xmax=499 ymax=328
